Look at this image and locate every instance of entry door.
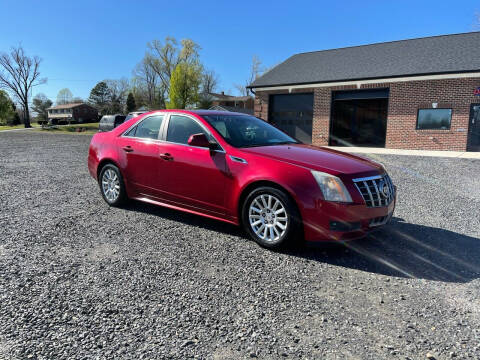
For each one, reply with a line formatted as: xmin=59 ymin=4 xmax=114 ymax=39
xmin=467 ymin=104 xmax=480 ymax=152
xmin=161 ymin=114 xmax=227 ymax=215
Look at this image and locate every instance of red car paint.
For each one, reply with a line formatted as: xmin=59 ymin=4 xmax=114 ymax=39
xmin=88 ymin=110 xmax=395 ymax=242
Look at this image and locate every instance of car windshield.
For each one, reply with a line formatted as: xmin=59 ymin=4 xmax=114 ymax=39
xmin=202 ymin=114 xmax=298 ymax=148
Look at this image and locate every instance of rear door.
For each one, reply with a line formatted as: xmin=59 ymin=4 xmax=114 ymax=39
xmin=160 ymin=114 xmax=227 ymax=215
xmin=116 ymin=114 xmax=170 ymax=198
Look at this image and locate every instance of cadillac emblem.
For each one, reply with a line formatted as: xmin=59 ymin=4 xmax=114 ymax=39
xmin=378 ymin=179 xmax=390 ymax=198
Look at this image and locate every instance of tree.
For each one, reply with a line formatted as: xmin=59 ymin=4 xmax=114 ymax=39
xmin=126 ymin=92 xmax=136 ymax=112
xmin=56 ymin=88 xmax=73 ymax=105
xmin=197 ymin=93 xmax=214 ymax=109
xmin=133 ymin=57 xmax=159 ymax=109
xmin=88 ymin=81 xmax=111 ymax=115
xmin=0 ymin=46 xmax=46 ymax=127
xmin=145 ymin=37 xmax=201 ymax=103
xmin=10 ymin=101 xmax=21 ymax=125
xmin=201 ymin=69 xmax=219 ymax=94
xmin=234 ymin=55 xmax=263 ymax=96
xmin=0 ymin=90 xmax=14 ymax=124
xmin=167 ymin=62 xmax=202 ymax=109
xmin=32 ymin=93 xmax=52 ymax=123
xmin=105 ymin=78 xmax=129 ymax=113
xmin=197 ymin=69 xmax=219 ymax=109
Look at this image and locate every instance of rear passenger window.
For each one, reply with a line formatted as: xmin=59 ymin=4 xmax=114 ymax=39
xmin=128 ymin=115 xmax=163 ymax=139
xmin=166 ymin=115 xmax=207 ymax=145
xmin=124 ymin=126 xmax=137 ymax=137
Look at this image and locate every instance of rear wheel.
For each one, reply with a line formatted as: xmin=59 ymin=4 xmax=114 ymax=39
xmin=99 ymin=164 xmax=127 ymax=206
xmin=241 ymin=186 xmax=301 ymax=248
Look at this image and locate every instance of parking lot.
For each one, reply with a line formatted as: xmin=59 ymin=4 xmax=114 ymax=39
xmin=0 ymin=131 xmax=479 ymax=359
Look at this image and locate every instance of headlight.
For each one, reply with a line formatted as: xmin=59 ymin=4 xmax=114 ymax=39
xmin=311 ymin=170 xmax=353 ymax=203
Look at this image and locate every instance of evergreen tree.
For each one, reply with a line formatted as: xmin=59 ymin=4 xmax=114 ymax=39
xmin=88 ymin=81 xmax=111 ymax=115
xmin=126 ymin=92 xmax=136 ymax=112
xmin=32 ymin=93 xmax=53 ymax=123
xmin=0 ymin=90 xmax=14 ymax=124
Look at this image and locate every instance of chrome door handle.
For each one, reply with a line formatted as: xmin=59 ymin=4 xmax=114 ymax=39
xmin=160 ymin=153 xmax=173 ymax=161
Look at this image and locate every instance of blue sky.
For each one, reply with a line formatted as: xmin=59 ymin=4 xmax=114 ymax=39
xmin=0 ymin=0 xmax=478 ymax=102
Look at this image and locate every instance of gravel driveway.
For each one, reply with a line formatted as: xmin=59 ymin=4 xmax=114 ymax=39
xmin=1 ymin=132 xmax=479 ymax=359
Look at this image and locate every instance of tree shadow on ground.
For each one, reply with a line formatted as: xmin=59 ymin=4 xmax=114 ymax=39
xmin=125 ymin=201 xmax=480 ymax=283
xmin=286 ymin=217 xmax=480 ymax=283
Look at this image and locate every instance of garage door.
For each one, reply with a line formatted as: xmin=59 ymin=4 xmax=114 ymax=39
xmin=330 ymin=89 xmax=389 ymax=147
xmin=269 ymin=93 xmax=314 ymax=144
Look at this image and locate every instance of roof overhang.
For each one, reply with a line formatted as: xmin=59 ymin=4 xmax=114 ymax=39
xmin=248 ymin=71 xmax=480 ymax=91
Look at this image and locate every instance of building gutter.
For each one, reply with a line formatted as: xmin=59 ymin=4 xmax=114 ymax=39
xmin=248 ymin=71 xmax=480 ymax=92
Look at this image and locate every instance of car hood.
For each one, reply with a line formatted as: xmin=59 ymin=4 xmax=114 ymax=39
xmin=240 ymin=144 xmax=382 ymax=175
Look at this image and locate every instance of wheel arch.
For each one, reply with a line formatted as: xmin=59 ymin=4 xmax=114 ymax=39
xmin=237 ymin=180 xmax=303 ymax=227
xmin=96 ymin=158 xmax=122 ymax=180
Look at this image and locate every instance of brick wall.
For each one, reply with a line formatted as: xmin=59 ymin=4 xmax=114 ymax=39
xmin=254 ymin=77 xmax=480 ymax=151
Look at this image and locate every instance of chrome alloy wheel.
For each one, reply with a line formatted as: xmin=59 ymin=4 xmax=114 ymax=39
xmin=248 ymin=194 xmax=289 ymax=243
xmin=101 ymin=169 xmax=120 ymax=202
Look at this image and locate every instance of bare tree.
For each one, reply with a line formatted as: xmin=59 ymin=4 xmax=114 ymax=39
xmin=105 ymin=78 xmax=129 ymax=113
xmin=0 ymin=46 xmax=46 ymax=127
xmin=56 ymin=88 xmax=73 ymax=105
xmin=234 ymin=55 xmax=263 ymax=96
xmin=133 ymin=56 xmax=162 ymax=109
xmin=201 ymin=69 xmax=219 ymax=94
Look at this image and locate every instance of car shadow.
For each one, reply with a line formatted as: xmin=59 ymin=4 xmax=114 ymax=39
xmin=123 ymin=201 xmax=244 ymax=237
xmin=124 ymin=201 xmax=480 ymax=283
xmin=286 ymin=217 xmax=480 ymax=283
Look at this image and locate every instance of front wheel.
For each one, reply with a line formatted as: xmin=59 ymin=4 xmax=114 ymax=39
xmin=99 ymin=164 xmax=128 ymax=206
xmin=241 ymin=186 xmax=301 ymax=249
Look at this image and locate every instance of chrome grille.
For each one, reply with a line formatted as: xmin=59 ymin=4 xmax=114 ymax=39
xmin=353 ymin=174 xmax=395 ymax=208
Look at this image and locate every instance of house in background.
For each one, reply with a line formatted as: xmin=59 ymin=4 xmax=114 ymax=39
xmin=47 ymin=103 xmax=98 ymax=124
xmin=208 ymin=92 xmax=254 ymax=115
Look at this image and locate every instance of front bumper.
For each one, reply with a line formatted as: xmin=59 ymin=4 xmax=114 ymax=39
xmin=302 ymin=192 xmax=396 ymax=242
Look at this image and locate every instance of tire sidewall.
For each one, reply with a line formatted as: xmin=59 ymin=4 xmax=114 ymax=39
xmin=99 ymin=164 xmax=127 ymax=206
xmin=241 ymin=186 xmax=300 ymax=248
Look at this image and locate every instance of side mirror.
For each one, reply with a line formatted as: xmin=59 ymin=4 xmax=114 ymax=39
xmin=188 ymin=133 xmax=212 ymax=148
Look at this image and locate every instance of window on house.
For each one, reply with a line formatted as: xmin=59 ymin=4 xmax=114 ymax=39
xmin=416 ymin=109 xmax=452 ymax=130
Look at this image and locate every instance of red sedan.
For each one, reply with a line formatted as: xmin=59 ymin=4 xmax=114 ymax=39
xmin=88 ymin=110 xmax=396 ymax=248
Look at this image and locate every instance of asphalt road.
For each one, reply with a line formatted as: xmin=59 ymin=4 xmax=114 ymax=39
xmin=1 ymin=131 xmax=479 ymax=359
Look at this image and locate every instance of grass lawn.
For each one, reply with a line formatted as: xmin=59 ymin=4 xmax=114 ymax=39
xmin=0 ymin=124 xmax=39 ymax=131
xmin=36 ymin=122 xmax=100 ymax=135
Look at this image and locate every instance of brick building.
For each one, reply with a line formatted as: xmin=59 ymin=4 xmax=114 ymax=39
xmin=248 ymin=32 xmax=480 ymax=151
xmin=47 ymin=103 xmax=98 ymax=124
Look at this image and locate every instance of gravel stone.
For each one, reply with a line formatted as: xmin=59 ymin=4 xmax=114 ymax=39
xmin=0 ymin=131 xmax=479 ymax=359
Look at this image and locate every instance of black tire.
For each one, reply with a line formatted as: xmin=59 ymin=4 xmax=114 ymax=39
xmin=241 ymin=186 xmax=302 ymax=249
xmin=98 ymin=163 xmax=128 ymax=207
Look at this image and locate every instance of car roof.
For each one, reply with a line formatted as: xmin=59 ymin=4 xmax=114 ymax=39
xmin=142 ymin=109 xmax=251 ymax=117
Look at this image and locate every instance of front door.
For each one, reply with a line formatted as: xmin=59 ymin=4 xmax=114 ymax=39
xmin=467 ymin=104 xmax=480 ymax=152
xmin=161 ymin=114 xmax=227 ymax=215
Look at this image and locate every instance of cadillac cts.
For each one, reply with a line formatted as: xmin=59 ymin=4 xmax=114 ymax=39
xmin=88 ymin=110 xmax=396 ymax=248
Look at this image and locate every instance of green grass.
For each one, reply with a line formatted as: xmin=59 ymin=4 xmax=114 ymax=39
xmin=0 ymin=124 xmax=39 ymax=131
xmin=37 ymin=122 xmax=99 ymax=135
